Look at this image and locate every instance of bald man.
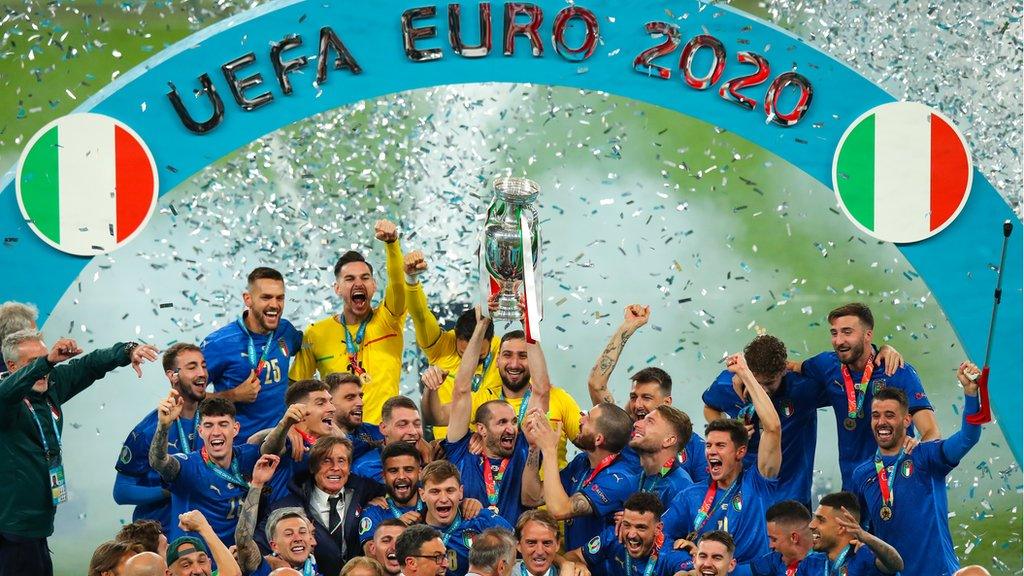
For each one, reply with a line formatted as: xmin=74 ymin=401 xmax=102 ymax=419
xmin=954 ymin=567 xmax=991 ymax=576
xmin=124 ymin=552 xmax=166 ymax=576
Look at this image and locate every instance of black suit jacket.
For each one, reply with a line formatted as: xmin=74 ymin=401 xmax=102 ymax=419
xmin=263 ymin=471 xmax=385 ymax=576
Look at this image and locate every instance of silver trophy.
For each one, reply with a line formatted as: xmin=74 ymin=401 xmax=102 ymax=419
xmin=483 ymin=176 xmax=541 ymax=323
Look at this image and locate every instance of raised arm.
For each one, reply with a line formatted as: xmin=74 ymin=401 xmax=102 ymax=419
xmin=149 ymin=390 xmax=183 ymax=482
xmin=260 ymin=403 xmax=308 ymax=455
xmin=447 ymin=310 xmax=490 ymax=444
xmin=834 ymin=507 xmax=904 ymax=574
xmin=376 ymin=219 xmax=406 ymax=316
xmin=419 ymin=367 xmax=450 ymax=427
xmin=235 ymin=454 xmax=280 ymax=573
xmin=179 ymin=510 xmax=241 ymax=576
xmin=941 ymin=361 xmax=984 ymax=464
xmin=525 ymin=340 xmax=551 ymax=415
xmin=403 ymin=250 xmax=441 ymax=349
xmin=112 ymin=473 xmax=168 ymax=506
xmin=726 ymin=353 xmax=781 ymax=478
xmin=526 ymin=410 xmax=589 ymax=520
xmin=586 ymin=305 xmax=650 ymax=406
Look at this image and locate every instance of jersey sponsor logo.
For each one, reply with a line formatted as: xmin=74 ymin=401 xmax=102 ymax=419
xmin=359 ymin=516 xmax=372 ymax=535
xmin=119 ymin=446 xmax=132 ymax=465
xmin=587 ymin=535 xmax=601 ymax=554
xmin=901 ymin=460 xmax=914 ymax=477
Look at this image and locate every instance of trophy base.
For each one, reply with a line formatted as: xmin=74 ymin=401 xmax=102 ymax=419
xmin=492 ymin=305 xmax=522 ymax=324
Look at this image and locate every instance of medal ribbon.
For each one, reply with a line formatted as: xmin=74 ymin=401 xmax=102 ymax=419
xmin=502 ymin=388 xmax=532 ymax=424
xmin=482 ymin=456 xmax=510 ymax=506
xmin=342 ymin=314 xmax=371 ymax=377
xmin=825 ymin=544 xmax=852 ymax=576
xmin=296 ymin=428 xmax=318 ymax=447
xmin=438 ymin=512 xmax=463 ymax=546
xmin=625 ymin=548 xmax=658 ymax=576
xmin=840 ymin=355 xmax=874 ymax=421
xmin=301 ymin=556 xmax=317 ymax=576
xmin=23 ymin=398 xmax=61 ymax=460
xmin=200 ymin=446 xmax=249 ymax=489
xmin=639 ymin=457 xmax=677 ymax=492
xmin=691 ymin=471 xmax=743 ymax=534
xmin=786 ymin=560 xmax=799 ymax=576
xmin=576 ymin=453 xmax=618 ymax=491
xmin=736 ymin=403 xmax=757 ymax=424
xmin=873 ymin=448 xmax=904 ymax=512
xmin=175 ymin=415 xmax=200 ymax=453
xmin=236 ymin=317 xmax=277 ymax=377
xmin=520 ymin=564 xmax=556 ymax=576
xmin=386 ymin=496 xmax=422 ymax=518
xmin=471 ymin=351 xmax=494 ymax=393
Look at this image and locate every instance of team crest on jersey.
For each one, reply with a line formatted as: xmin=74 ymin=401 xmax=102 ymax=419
xmin=278 ymin=338 xmax=289 ymax=357
xmin=119 ymin=446 xmax=132 ymax=465
xmin=901 ymin=460 xmax=914 ymax=477
xmin=871 ymin=379 xmax=887 ymax=394
xmin=732 ymin=493 xmax=743 ymax=511
xmin=463 ymin=530 xmax=478 ymax=548
xmin=359 ymin=517 xmax=372 ymax=535
xmin=779 ymin=399 xmax=795 ymax=418
xmin=587 ymin=536 xmax=601 ymax=554
xmin=678 ymin=451 xmax=688 ymax=464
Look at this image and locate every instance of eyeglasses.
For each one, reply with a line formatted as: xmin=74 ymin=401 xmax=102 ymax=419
xmin=411 ymin=553 xmax=449 ymax=565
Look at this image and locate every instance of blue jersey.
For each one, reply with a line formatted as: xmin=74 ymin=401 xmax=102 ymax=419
xmin=429 ymin=510 xmax=513 ymax=576
xmin=636 ymin=460 xmax=693 ymax=508
xmin=265 ymin=437 xmax=313 ymax=505
xmin=349 ymin=423 xmax=384 ymax=461
xmin=246 ymin=557 xmax=322 ymax=576
xmin=801 ymin=351 xmax=932 ymax=489
xmin=560 ymin=451 xmax=640 ymax=551
xmin=115 ymin=409 xmax=202 ymax=531
xmin=357 ymin=498 xmax=422 ymax=545
xmin=703 ymin=370 xmax=818 ymax=508
xmin=582 ymin=526 xmax=693 ymax=576
xmin=443 ymin=433 xmax=530 ymax=526
xmin=797 ymin=548 xmax=885 ymax=576
xmin=683 ymin=431 xmax=710 ymax=483
xmin=662 ymin=465 xmax=778 ymax=565
xmin=167 ymin=443 xmax=261 ymax=546
xmin=201 ymin=316 xmax=302 ymax=439
xmin=750 ymin=551 xmax=807 ymax=576
xmin=851 ymin=440 xmax=960 ymax=576
xmin=351 ymin=447 xmax=383 ymax=482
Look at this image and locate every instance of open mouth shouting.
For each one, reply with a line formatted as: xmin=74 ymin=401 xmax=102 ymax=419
xmin=286 ymin=541 xmax=308 ymax=559
xmin=208 ymin=437 xmax=226 ymax=450
xmin=390 ymin=479 xmax=415 ymax=503
xmin=624 ymin=535 xmax=646 ymax=557
xmin=385 ymin=551 xmax=399 ymax=570
xmin=350 ymin=287 xmax=370 ymax=311
xmin=527 ymin=554 xmax=551 ymax=572
xmin=499 ymin=432 xmax=516 ymax=452
xmin=348 ymin=406 xmax=363 ymax=426
xmin=707 ymin=456 xmax=724 ymax=478
xmin=697 ymin=565 xmax=721 ymax=576
xmin=433 ymin=500 xmax=455 ymax=522
xmin=874 ymin=423 xmax=895 ymax=446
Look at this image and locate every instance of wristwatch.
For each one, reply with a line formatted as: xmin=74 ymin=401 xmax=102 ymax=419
xmin=124 ymin=341 xmax=140 ymax=358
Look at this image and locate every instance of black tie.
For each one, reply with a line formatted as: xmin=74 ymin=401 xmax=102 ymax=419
xmin=328 ymin=496 xmax=342 ymax=534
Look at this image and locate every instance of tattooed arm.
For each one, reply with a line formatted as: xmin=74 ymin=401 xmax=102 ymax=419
xmin=520 ymin=445 xmax=545 ymax=507
xmin=235 ymin=455 xmax=280 ymax=574
xmin=149 ymin=391 xmax=183 ymax=482
xmin=586 ymin=305 xmax=650 ymax=406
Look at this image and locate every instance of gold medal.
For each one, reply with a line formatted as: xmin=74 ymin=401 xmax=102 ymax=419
xmin=488 ymin=505 xmax=500 ymax=514
xmin=880 ymin=505 xmax=892 ymax=521
xmin=359 ymin=371 xmax=372 ymax=385
xmin=843 ymin=417 xmax=857 ymax=431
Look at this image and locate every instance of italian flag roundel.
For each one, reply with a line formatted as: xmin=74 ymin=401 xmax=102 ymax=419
xmin=832 ymin=102 xmax=972 ymax=244
xmin=16 ymin=113 xmax=158 ymax=256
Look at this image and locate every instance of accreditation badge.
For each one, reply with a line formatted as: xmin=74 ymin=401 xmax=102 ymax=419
xmin=50 ymin=463 xmax=68 ymax=506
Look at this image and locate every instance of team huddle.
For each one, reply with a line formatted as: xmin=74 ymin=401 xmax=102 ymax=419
xmin=0 ymin=219 xmax=987 ymax=576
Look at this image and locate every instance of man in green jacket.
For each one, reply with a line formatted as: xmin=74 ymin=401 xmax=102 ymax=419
xmin=0 ymin=329 xmax=158 ymax=576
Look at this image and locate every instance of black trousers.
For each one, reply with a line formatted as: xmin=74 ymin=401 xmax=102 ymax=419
xmin=0 ymin=532 xmax=52 ymax=576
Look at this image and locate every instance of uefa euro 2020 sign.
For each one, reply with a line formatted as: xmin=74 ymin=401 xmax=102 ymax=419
xmin=0 ymin=1 xmax=1020 ymax=573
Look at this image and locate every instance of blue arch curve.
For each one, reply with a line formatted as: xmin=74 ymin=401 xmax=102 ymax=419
xmin=1 ymin=0 xmax=1020 ymax=458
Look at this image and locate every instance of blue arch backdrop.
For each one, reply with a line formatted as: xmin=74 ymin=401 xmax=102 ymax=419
xmin=0 ymin=0 xmax=1021 ymax=458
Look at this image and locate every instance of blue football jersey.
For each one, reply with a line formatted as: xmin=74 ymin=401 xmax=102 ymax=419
xmin=582 ymin=526 xmax=693 ymax=576
xmin=560 ymin=452 xmax=640 ymax=551
xmin=749 ymin=550 xmax=807 ymax=576
xmin=115 ymin=409 xmax=202 ymax=531
xmin=801 ymin=351 xmax=932 ymax=489
xmin=443 ymin=433 xmax=530 ymax=526
xmin=683 ymin=431 xmax=710 ymax=484
xmin=351 ymin=447 xmax=384 ymax=483
xmin=797 ymin=548 xmax=886 ymax=576
xmin=201 ymin=316 xmax=302 ymax=439
xmin=349 ymin=423 xmax=384 ymax=460
xmin=428 ymin=510 xmax=513 ymax=576
xmin=357 ymin=498 xmax=422 ymax=545
xmin=167 ymin=443 xmax=261 ymax=546
xmin=703 ymin=370 xmax=818 ymax=508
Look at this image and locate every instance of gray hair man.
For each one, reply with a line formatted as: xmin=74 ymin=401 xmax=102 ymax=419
xmin=466 ymin=529 xmax=517 ymax=576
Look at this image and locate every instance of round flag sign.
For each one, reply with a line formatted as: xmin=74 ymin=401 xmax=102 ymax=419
xmin=832 ymin=102 xmax=972 ymax=244
xmin=16 ymin=113 xmax=158 ymax=256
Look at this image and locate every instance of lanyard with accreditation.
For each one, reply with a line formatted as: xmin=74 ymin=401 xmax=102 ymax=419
xmin=24 ymin=398 xmax=68 ymax=506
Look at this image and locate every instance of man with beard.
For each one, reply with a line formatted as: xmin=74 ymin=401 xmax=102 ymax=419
xmin=367 ymin=519 xmax=407 ymax=575
xmin=568 ymin=492 xmax=691 ymax=576
xmin=359 ymin=442 xmax=425 ymax=549
xmin=327 ymin=373 xmax=384 ymax=460
xmin=268 ymin=436 xmax=386 ymax=575
xmin=419 ymin=460 xmax=513 ymax=576
xmin=290 ymin=220 xmax=408 ymax=425
xmin=629 ymin=405 xmax=695 ymax=506
xmin=792 ymin=303 xmax=938 ymax=490
xmin=749 ymin=501 xmax=813 ymax=576
xmin=587 ymin=305 xmax=708 ymax=483
xmin=522 ymin=402 xmax=638 ymax=552
xmin=800 ymin=492 xmax=903 ymax=575
xmin=352 ymin=396 xmax=427 ymax=482
xmin=0 ymin=332 xmax=158 ymax=576
xmin=261 ymin=379 xmax=338 ymax=501
xmin=439 ymin=308 xmax=546 ymax=526
xmin=849 ymin=363 xmax=982 ymax=576
xmin=115 ymin=343 xmax=209 ymax=532
xmin=202 ymin=267 xmax=302 ymax=441
xmin=149 ymin=396 xmax=263 ymax=546
xmin=703 ymin=335 xmax=819 ymax=509
xmin=235 ymin=454 xmax=321 ymax=576
xmin=402 ymin=250 xmax=500 ymax=440
xmin=693 ymin=531 xmax=738 ymax=576
xmin=661 ymin=353 xmax=782 ymax=576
